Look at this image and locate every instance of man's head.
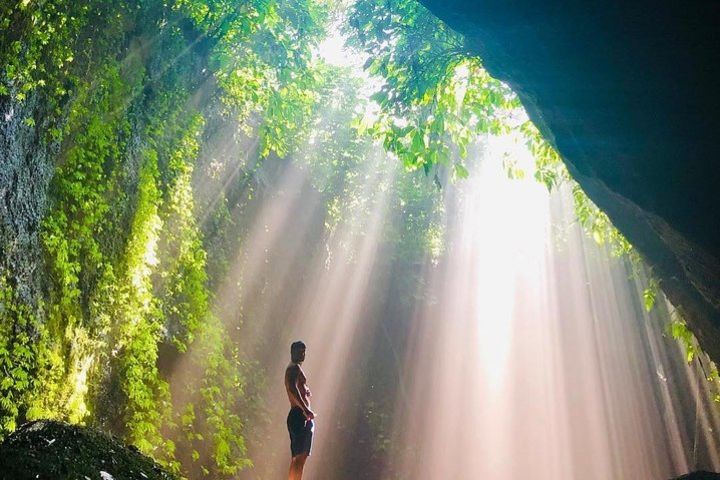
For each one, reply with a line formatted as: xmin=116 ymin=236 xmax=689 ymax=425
xmin=291 ymin=340 xmax=306 ymax=364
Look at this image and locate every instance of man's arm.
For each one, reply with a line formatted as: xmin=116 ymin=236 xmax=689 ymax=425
xmin=286 ymin=365 xmax=314 ymax=419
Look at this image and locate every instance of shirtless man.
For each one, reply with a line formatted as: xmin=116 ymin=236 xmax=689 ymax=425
xmin=285 ymin=341 xmax=315 ymax=480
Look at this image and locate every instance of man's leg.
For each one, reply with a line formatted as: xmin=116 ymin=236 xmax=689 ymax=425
xmin=295 ymin=453 xmax=308 ymax=479
xmin=289 ymin=456 xmax=297 ymax=480
xmin=289 ymin=454 xmax=308 ymax=480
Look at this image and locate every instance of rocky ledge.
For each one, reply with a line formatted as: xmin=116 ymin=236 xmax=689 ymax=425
xmin=0 ymin=420 xmax=175 ymax=480
xmin=674 ymin=473 xmax=720 ymax=480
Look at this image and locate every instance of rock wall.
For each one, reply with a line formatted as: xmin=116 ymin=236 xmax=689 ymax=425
xmin=0 ymin=2 xmax=304 ymax=473
xmin=0 ymin=91 xmax=58 ymax=308
xmin=418 ymin=0 xmax=720 ymax=361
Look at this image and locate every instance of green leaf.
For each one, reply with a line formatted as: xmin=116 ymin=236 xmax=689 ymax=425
xmin=454 ymin=163 xmax=469 ymax=179
xmin=642 ymin=287 xmax=656 ymax=312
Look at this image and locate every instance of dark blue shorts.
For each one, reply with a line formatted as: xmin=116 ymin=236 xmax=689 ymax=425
xmin=287 ymin=407 xmax=314 ymax=457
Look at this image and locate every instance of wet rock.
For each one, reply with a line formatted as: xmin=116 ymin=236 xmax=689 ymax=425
xmin=673 ymin=473 xmax=720 ymax=480
xmin=0 ymin=420 xmax=176 ymax=480
xmin=0 ymin=91 xmax=58 ymax=307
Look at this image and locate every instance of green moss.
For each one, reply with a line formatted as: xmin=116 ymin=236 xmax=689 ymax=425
xmin=0 ymin=1 xmax=87 ymax=104
xmin=156 ymin=115 xmax=209 ymax=352
xmin=1 ymin=0 xmax=330 ymax=476
xmin=32 ymin=60 xmax=136 ymax=427
xmin=0 ymin=276 xmax=43 ymax=436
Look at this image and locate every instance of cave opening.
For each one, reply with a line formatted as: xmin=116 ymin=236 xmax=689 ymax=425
xmin=0 ymin=1 xmax=718 ymax=479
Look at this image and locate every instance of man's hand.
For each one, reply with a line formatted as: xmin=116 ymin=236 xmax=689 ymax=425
xmin=305 ymin=409 xmax=316 ymax=420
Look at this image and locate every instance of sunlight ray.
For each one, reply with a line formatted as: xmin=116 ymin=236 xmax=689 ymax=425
xmin=384 ymin=138 xmax=720 ymax=479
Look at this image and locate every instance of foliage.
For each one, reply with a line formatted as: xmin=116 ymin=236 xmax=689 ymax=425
xmin=31 ymin=59 xmax=135 ymax=427
xmin=157 ymin=115 xmax=209 ymax=352
xmin=184 ymin=0 xmax=329 ymax=157
xmin=347 ymin=0 xmax=518 ymax=178
xmin=0 ymin=276 xmax=43 ymax=434
xmin=571 ymin=184 xmax=633 ymax=257
xmin=668 ymin=310 xmax=697 ymax=364
xmin=0 ymin=0 xmax=85 ymax=102
xmin=2 ymin=0 xmax=713 ymax=475
xmin=112 ymin=147 xmax=171 ymax=460
xmin=707 ymin=365 xmax=720 ymax=403
xmin=518 ymin=120 xmax=568 ymax=192
xmin=642 ymin=277 xmax=660 ymax=312
xmin=175 ymin=316 xmax=255 ymax=477
xmin=346 ymin=0 xmax=636 ymax=264
xmin=346 ymin=0 xmax=629 ymax=245
xmin=0 ymin=0 xmax=332 ymax=476
xmin=665 ymin=308 xmax=720 ymax=403
xmin=296 ymin=63 xmax=446 ymax=264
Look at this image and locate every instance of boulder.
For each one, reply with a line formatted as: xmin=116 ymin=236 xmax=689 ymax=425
xmin=0 ymin=420 xmax=176 ymax=480
xmin=673 ymin=473 xmax=720 ymax=480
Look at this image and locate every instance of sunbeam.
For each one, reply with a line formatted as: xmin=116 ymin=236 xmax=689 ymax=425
xmin=3 ymin=2 xmax=719 ymax=479
xmin=383 ymin=137 xmax=720 ymax=479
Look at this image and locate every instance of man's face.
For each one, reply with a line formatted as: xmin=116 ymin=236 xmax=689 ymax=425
xmin=292 ymin=347 xmax=306 ymax=363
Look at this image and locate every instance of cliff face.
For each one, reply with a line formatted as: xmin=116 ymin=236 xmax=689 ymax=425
xmin=0 ymin=91 xmax=58 ymax=307
xmin=0 ymin=2 xmax=282 ymax=471
xmin=418 ymin=0 xmax=720 ymax=361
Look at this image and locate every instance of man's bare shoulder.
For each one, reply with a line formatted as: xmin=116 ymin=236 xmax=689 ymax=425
xmin=286 ymin=363 xmax=300 ymax=378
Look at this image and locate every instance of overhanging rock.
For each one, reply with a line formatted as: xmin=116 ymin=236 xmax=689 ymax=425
xmin=418 ymin=0 xmax=720 ymax=361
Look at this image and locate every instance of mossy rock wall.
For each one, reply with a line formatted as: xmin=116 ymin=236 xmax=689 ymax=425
xmin=0 ymin=1 xmax=325 ymax=476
